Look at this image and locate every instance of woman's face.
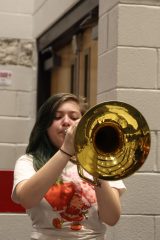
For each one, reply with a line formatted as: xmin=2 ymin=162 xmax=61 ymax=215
xmin=47 ymin=100 xmax=82 ymax=148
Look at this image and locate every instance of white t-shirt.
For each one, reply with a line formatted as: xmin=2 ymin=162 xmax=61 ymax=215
xmin=12 ymin=154 xmax=126 ymax=240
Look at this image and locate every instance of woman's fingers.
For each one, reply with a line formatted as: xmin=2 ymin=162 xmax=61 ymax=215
xmin=62 ymin=120 xmax=80 ymax=155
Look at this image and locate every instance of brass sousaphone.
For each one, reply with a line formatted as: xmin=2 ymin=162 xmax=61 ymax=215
xmin=73 ymin=101 xmax=151 ymax=185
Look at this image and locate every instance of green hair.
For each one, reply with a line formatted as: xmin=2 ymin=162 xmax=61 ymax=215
xmin=26 ymin=93 xmax=88 ymax=171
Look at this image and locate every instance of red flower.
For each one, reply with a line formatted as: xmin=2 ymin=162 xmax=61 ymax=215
xmin=45 ymin=182 xmax=75 ymax=211
xmin=52 ymin=218 xmax=62 ymax=229
xmin=70 ymin=222 xmax=82 ymax=231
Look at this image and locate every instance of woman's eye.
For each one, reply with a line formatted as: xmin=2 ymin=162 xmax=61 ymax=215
xmin=71 ymin=115 xmax=80 ymax=120
xmin=55 ymin=115 xmax=62 ymax=120
xmin=71 ymin=117 xmax=78 ymax=121
xmin=54 ymin=112 xmax=81 ymax=120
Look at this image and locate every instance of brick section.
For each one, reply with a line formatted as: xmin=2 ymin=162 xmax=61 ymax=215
xmin=0 ymin=144 xmax=27 ymax=170
xmin=0 ymin=65 xmax=37 ymax=91
xmin=158 ymin=49 xmax=160 ymax=88
xmin=0 ymin=91 xmax=17 ymax=116
xmin=116 ymin=89 xmax=160 ymax=131
xmin=98 ymin=13 xmax=108 ymax=54
xmin=0 ymin=214 xmax=31 ymax=240
xmin=0 ymin=1 xmax=33 ymax=13
xmin=108 ymin=6 xmax=118 ymax=49
xmin=0 ymin=117 xmax=32 ymax=143
xmin=0 ymin=14 xmax=32 ymax=39
xmin=157 ymin=132 xmax=160 ymax=171
xmin=122 ymin=174 xmax=160 ymax=214
xmin=109 ymin=215 xmax=155 ymax=240
xmin=119 ymin=4 xmax=160 ymax=47
xmin=117 ymin=47 xmax=157 ymax=88
xmin=98 ymin=0 xmax=160 ymax=239
xmin=99 ymin=0 xmax=119 ymax=15
xmin=155 ymin=216 xmax=160 ymax=240
xmin=98 ymin=47 xmax=157 ymax=92
xmin=98 ymin=48 xmax=118 ymax=93
xmin=120 ymin=0 xmax=160 ymax=5
xmin=0 ymin=91 xmax=36 ymax=117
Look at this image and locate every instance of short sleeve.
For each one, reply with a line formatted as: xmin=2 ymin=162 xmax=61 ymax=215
xmin=11 ymin=154 xmax=35 ymax=203
xmin=108 ymin=180 xmax=126 ymax=195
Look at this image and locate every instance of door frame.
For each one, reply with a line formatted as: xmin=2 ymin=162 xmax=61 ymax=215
xmin=37 ymin=0 xmax=98 ymax=110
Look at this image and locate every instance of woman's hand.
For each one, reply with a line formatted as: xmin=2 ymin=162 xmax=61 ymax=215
xmin=61 ymin=119 xmax=80 ymax=156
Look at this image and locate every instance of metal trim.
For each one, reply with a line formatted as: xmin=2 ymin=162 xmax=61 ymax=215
xmin=37 ymin=0 xmax=99 ymax=51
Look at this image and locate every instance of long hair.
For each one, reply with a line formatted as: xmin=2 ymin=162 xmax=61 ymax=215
xmin=26 ymin=93 xmax=88 ymax=171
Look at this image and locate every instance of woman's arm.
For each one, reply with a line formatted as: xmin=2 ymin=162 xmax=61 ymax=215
xmin=95 ymin=180 xmax=121 ymax=226
xmin=15 ymin=150 xmax=70 ymax=209
xmin=15 ymin=125 xmax=76 ymax=209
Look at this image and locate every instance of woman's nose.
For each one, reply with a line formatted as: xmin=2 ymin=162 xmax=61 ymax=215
xmin=62 ymin=115 xmax=72 ymax=126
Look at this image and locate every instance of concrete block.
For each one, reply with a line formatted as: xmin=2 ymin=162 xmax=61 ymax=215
xmin=158 ymin=49 xmax=160 ymax=89
xmin=0 ymin=144 xmax=16 ymax=169
xmin=0 ymin=13 xmax=32 ymax=39
xmin=0 ymin=214 xmax=32 ymax=240
xmin=0 ymin=0 xmax=34 ymax=13
xmin=0 ymin=144 xmax=27 ymax=170
xmin=116 ymin=89 xmax=160 ymax=131
xmin=120 ymin=0 xmax=160 ymax=6
xmin=99 ymin=0 xmax=160 ymax=17
xmin=0 ymin=117 xmax=31 ymax=143
xmin=15 ymin=144 xmax=27 ymax=161
xmin=99 ymin=0 xmax=119 ymax=16
xmin=117 ymin=47 xmax=157 ymax=88
xmin=98 ymin=48 xmax=118 ymax=93
xmin=121 ymin=173 xmax=160 ymax=214
xmin=0 ymin=65 xmax=36 ymax=91
xmin=155 ymin=216 xmax=160 ymax=240
xmin=97 ymin=89 xmax=118 ymax=103
xmin=157 ymin=132 xmax=160 ymax=171
xmin=119 ymin=5 xmax=160 ymax=47
xmin=98 ymin=13 xmax=108 ymax=55
xmin=112 ymin=215 xmax=154 ymax=240
xmin=108 ymin=6 xmax=118 ymax=49
xmin=34 ymin=0 xmax=46 ymax=12
xmin=16 ymin=91 xmax=36 ymax=117
xmin=98 ymin=46 xmax=157 ymax=94
xmin=29 ymin=91 xmax=37 ymax=117
xmin=0 ymin=91 xmax=16 ymax=116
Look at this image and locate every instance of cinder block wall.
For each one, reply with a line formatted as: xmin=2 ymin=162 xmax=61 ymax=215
xmin=0 ymin=0 xmax=81 ymax=239
xmin=0 ymin=1 xmax=36 ymax=239
xmin=98 ymin=0 xmax=160 ymax=239
xmin=0 ymin=1 xmax=36 ymax=170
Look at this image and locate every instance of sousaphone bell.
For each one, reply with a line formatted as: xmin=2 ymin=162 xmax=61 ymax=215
xmin=73 ymin=101 xmax=151 ymax=185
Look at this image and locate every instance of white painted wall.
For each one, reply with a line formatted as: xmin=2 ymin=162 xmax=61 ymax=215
xmin=0 ymin=0 xmax=33 ymax=38
xmin=33 ymin=0 xmax=80 ymax=38
xmin=98 ymin=1 xmax=160 ymax=240
xmin=0 ymin=1 xmax=36 ymax=237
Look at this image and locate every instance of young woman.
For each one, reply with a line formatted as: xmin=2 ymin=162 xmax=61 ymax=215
xmin=12 ymin=93 xmax=126 ymax=240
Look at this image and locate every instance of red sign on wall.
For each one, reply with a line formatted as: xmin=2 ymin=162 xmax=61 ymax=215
xmin=0 ymin=170 xmax=25 ymax=212
xmin=0 ymin=70 xmax=12 ymax=86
